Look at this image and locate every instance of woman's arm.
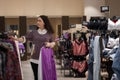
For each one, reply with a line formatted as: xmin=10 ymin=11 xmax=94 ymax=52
xmin=9 ymin=31 xmax=34 ymax=43
xmin=9 ymin=36 xmax=25 ymax=43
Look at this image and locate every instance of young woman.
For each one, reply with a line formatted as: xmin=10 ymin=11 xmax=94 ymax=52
xmin=10 ymin=15 xmax=57 ymax=80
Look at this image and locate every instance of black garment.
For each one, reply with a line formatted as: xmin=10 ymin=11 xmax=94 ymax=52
xmin=31 ymin=62 xmax=38 ymax=80
xmin=88 ymin=17 xmax=108 ymax=30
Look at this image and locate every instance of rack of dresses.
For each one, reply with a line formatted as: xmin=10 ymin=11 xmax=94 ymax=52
xmin=0 ymin=32 xmax=22 ymax=80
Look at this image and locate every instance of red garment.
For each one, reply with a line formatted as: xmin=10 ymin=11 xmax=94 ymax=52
xmin=78 ymin=60 xmax=87 ymax=72
xmin=72 ymin=40 xmax=88 ymax=56
xmin=72 ymin=60 xmax=87 ymax=73
xmin=113 ymin=20 xmax=118 ymax=23
xmin=72 ymin=61 xmax=79 ymax=69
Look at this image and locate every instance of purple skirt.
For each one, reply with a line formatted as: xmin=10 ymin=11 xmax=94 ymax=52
xmin=41 ymin=47 xmax=57 ymax=80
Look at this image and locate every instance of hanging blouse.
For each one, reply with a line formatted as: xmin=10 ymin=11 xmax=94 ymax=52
xmin=72 ymin=40 xmax=88 ymax=56
xmin=108 ymin=18 xmax=120 ymax=30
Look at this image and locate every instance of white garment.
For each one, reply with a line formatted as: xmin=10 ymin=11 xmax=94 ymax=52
xmin=38 ymin=48 xmax=43 ymax=80
xmin=37 ymin=29 xmax=47 ymax=35
xmin=14 ymin=40 xmax=24 ymax=79
xmin=93 ymin=36 xmax=101 ymax=80
xmin=111 ymin=73 xmax=118 ymax=80
xmin=108 ymin=18 xmax=120 ymax=30
xmin=107 ymin=37 xmax=119 ymax=48
xmin=30 ymin=59 xmax=39 ymax=64
xmin=107 ymin=37 xmax=116 ymax=48
xmin=115 ymin=38 xmax=119 ymax=46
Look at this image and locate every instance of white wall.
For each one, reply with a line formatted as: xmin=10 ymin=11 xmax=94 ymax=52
xmin=109 ymin=0 xmax=120 ymax=17
xmin=84 ymin=0 xmax=105 ymax=21
xmin=1 ymin=0 xmax=120 ymax=18
xmin=0 ymin=0 xmax=84 ymax=17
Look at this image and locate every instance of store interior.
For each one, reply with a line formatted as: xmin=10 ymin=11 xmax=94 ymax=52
xmin=0 ymin=0 xmax=120 ymax=80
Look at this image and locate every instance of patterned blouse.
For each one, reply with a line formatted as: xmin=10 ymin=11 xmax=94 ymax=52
xmin=25 ymin=30 xmax=54 ymax=60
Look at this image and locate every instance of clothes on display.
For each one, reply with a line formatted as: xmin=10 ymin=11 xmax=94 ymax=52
xmin=87 ymin=17 xmax=108 ymax=30
xmin=0 ymin=32 xmax=22 ymax=80
xmin=57 ymin=33 xmax=73 ymax=76
xmin=93 ymin=36 xmax=102 ymax=80
xmin=72 ymin=40 xmax=88 ymax=56
xmin=72 ymin=37 xmax=88 ymax=77
xmin=111 ymin=73 xmax=118 ymax=80
xmin=108 ymin=18 xmax=120 ymax=30
xmin=18 ymin=42 xmax=25 ymax=55
xmin=103 ymin=37 xmax=119 ymax=60
xmin=112 ymin=45 xmax=120 ymax=79
xmin=88 ymin=35 xmax=104 ymax=80
xmin=72 ymin=60 xmax=87 ymax=73
xmin=108 ymin=16 xmax=120 ymax=30
xmin=85 ymin=16 xmax=120 ymax=31
xmin=86 ymin=18 xmax=120 ymax=80
xmin=87 ymin=35 xmax=94 ymax=80
xmin=58 ymin=31 xmax=88 ymax=77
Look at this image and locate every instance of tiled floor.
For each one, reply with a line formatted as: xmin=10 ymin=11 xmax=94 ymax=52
xmin=21 ymin=60 xmax=86 ymax=80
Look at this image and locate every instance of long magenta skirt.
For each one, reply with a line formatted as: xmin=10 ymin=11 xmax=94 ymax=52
xmin=41 ymin=47 xmax=57 ymax=80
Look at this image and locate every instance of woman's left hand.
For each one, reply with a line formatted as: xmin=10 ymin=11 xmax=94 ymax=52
xmin=45 ymin=42 xmax=51 ymax=47
xmin=45 ymin=42 xmax=55 ymax=48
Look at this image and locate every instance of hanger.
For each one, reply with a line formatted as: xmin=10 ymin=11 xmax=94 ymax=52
xmin=111 ymin=16 xmax=120 ymax=21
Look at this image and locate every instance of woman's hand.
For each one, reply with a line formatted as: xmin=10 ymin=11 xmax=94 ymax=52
xmin=45 ymin=42 xmax=55 ymax=48
xmin=9 ymin=36 xmax=17 ymax=40
xmin=9 ymin=36 xmax=24 ymax=42
xmin=45 ymin=42 xmax=51 ymax=47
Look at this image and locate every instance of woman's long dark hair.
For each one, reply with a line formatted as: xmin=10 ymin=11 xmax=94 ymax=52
xmin=39 ymin=15 xmax=54 ymax=34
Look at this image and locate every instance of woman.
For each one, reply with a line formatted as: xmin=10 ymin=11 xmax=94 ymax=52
xmin=10 ymin=15 xmax=57 ymax=80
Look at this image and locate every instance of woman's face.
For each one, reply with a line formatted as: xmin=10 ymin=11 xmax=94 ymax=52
xmin=37 ymin=17 xmax=45 ymax=29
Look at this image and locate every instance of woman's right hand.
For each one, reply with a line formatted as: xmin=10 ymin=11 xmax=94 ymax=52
xmin=9 ymin=36 xmax=17 ymax=41
xmin=9 ymin=36 xmax=24 ymax=42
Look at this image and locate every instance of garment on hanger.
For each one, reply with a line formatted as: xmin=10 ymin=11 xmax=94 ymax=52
xmin=73 ymin=32 xmax=88 ymax=56
xmin=108 ymin=18 xmax=120 ymax=30
xmin=72 ymin=39 xmax=88 ymax=56
xmin=93 ymin=36 xmax=101 ymax=80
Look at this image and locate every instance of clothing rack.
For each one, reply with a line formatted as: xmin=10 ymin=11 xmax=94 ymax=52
xmin=59 ymin=39 xmax=73 ymax=77
xmin=0 ymin=32 xmax=22 ymax=80
xmin=57 ymin=30 xmax=88 ymax=78
xmin=87 ymin=29 xmax=120 ymax=80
